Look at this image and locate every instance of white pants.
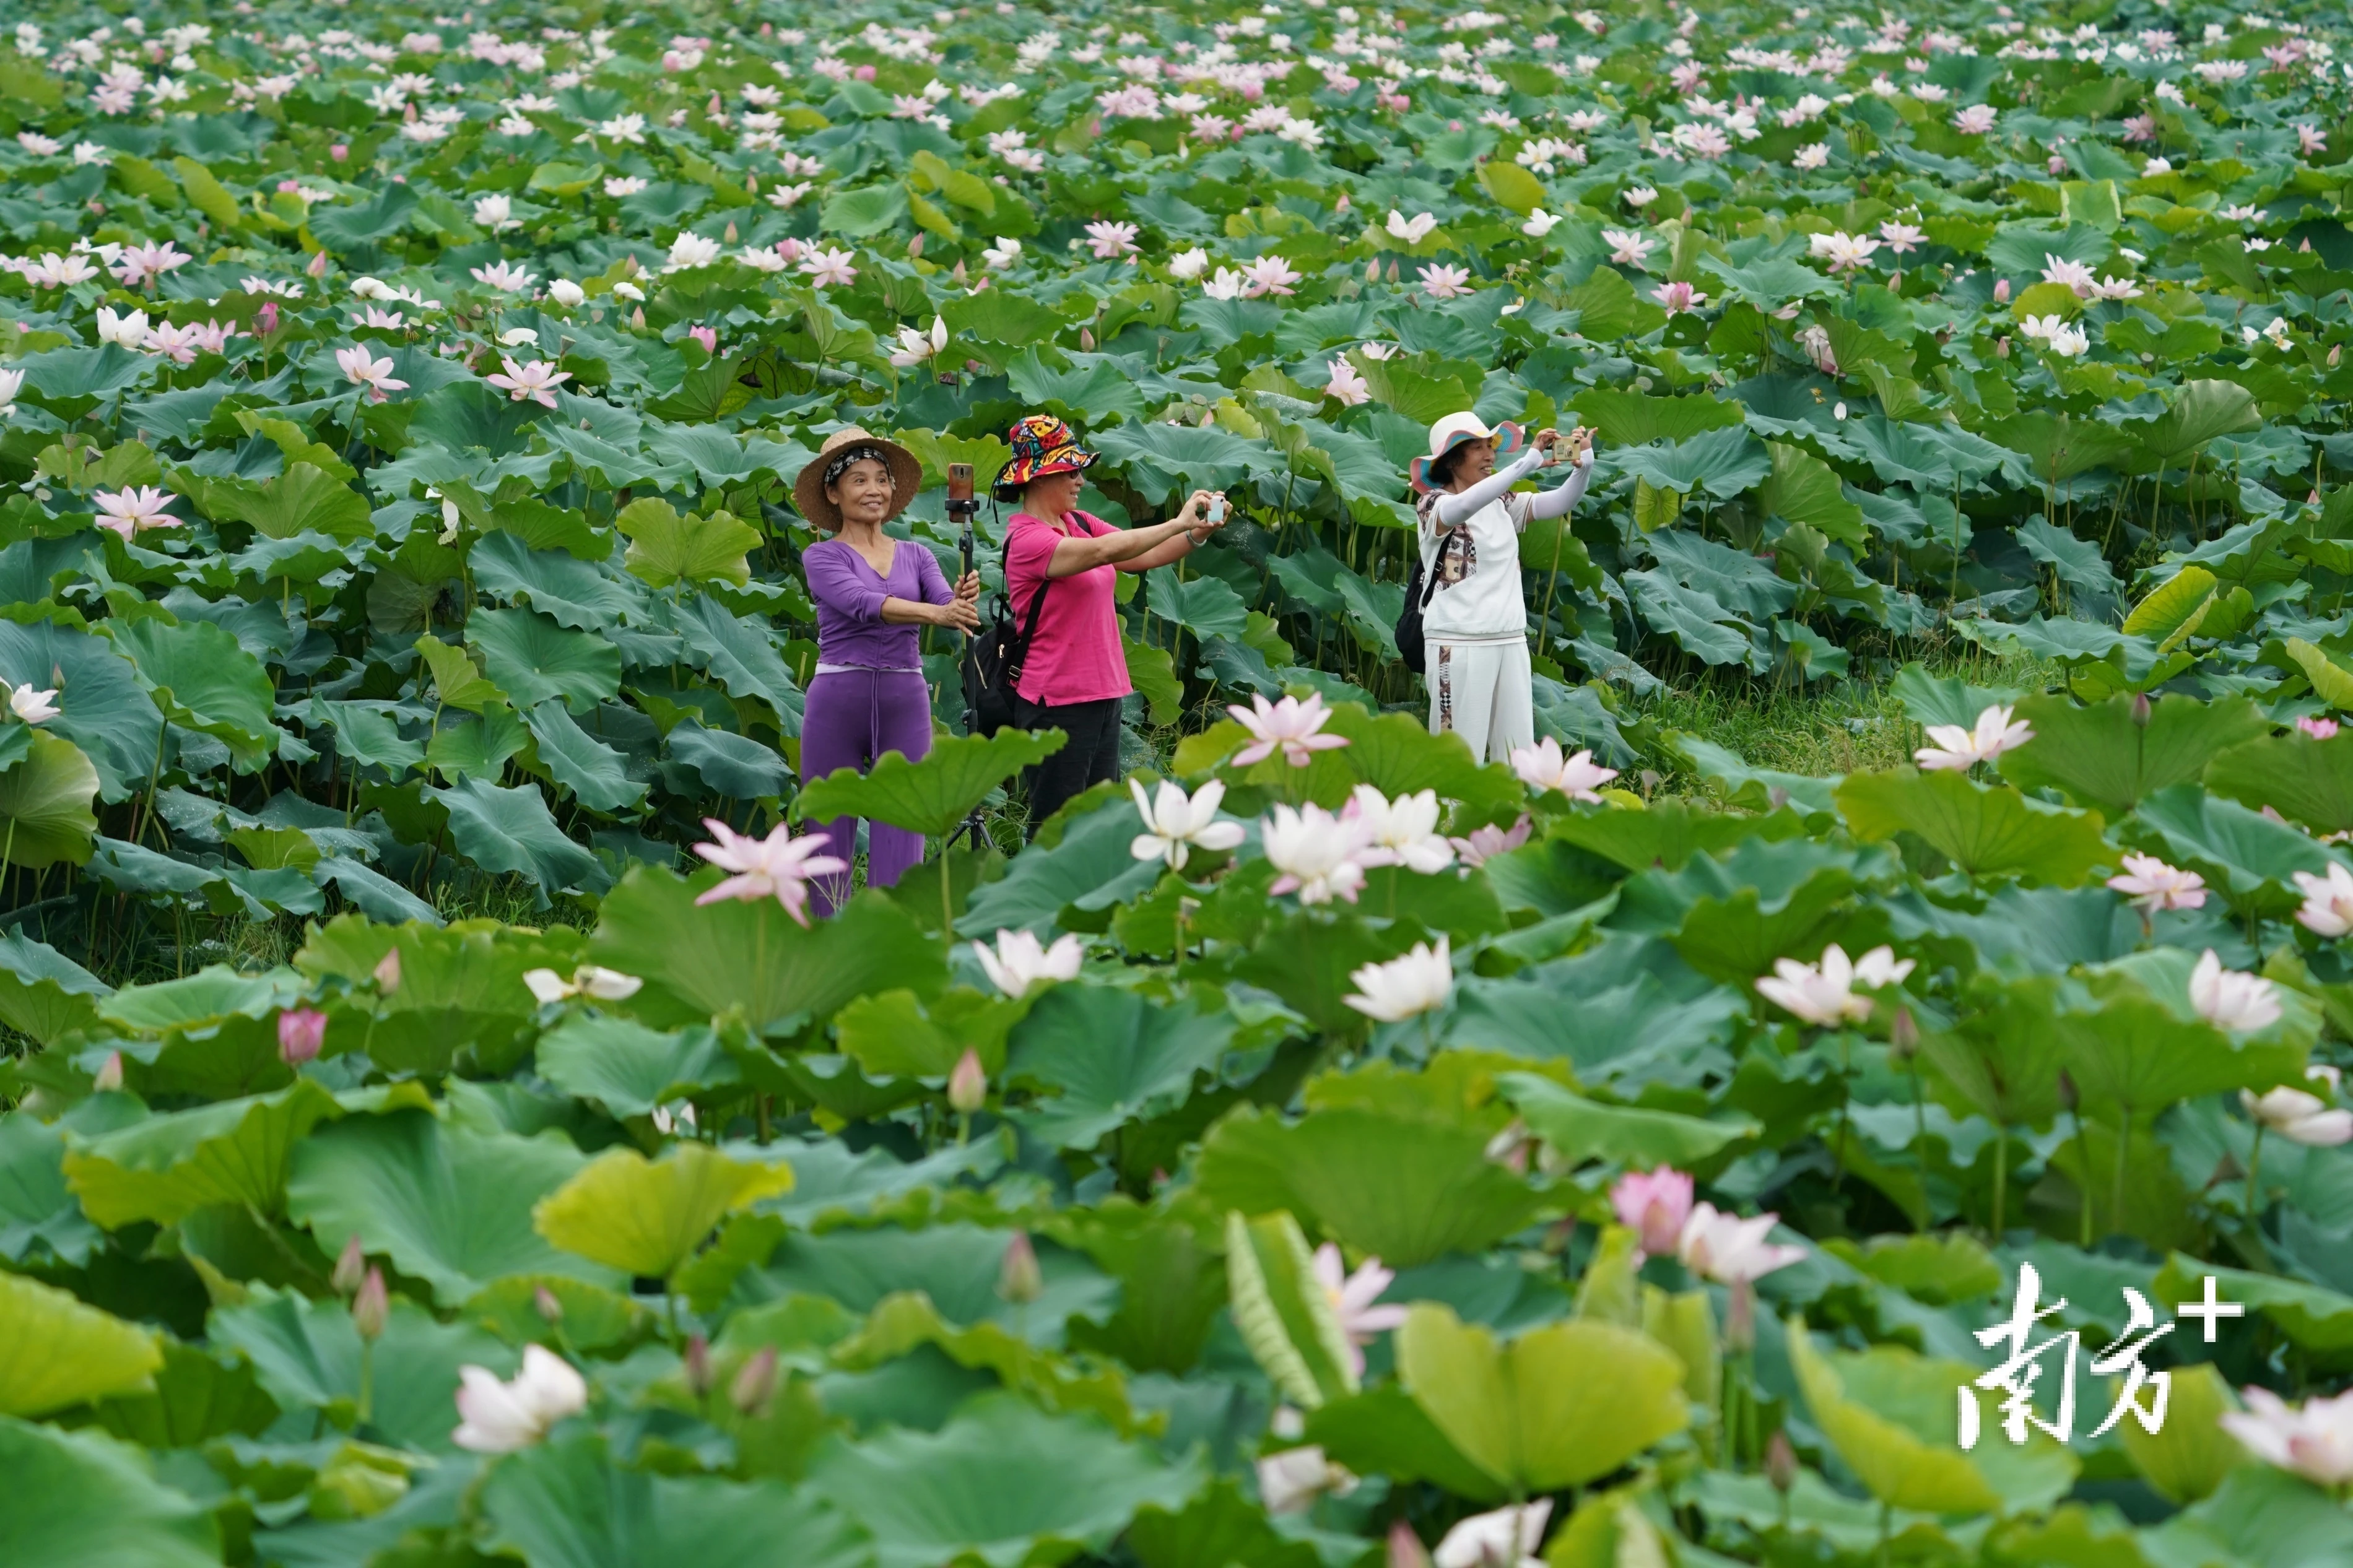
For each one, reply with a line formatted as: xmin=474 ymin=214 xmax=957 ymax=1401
xmin=1428 ymin=638 xmax=1533 ymax=764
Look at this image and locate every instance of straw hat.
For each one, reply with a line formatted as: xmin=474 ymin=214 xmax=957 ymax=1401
xmin=1408 ymin=412 xmax=1525 ymax=493
xmin=793 ymin=426 xmax=923 ymax=531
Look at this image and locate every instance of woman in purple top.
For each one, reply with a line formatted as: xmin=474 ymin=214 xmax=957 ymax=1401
xmin=794 ymin=427 xmax=979 ymax=916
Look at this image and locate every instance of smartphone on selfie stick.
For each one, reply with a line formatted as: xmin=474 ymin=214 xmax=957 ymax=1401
xmin=944 ymin=463 xmax=993 ymax=852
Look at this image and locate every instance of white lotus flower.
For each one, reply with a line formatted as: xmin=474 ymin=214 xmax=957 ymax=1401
xmin=1343 ymin=938 xmax=1452 ymax=1023
xmin=451 ymin=1344 xmax=588 ymax=1452
xmin=1434 ymin=1501 xmax=1551 ymax=1568
xmin=1385 ymin=209 xmax=1437 ymax=245
xmin=1256 ymin=1445 xmax=1357 ymax=1514
xmin=2292 ymin=862 xmax=2353 ymax=937
xmin=2243 ymin=1067 xmax=2353 ymax=1147
xmin=95 ymin=306 xmax=149 ymax=348
xmin=972 ymin=929 xmax=1083 ymax=997
xmin=2222 ymin=1387 xmax=2353 ymax=1488
xmin=522 ymin=966 xmax=643 ymax=1005
xmin=1165 ymin=246 xmax=1209 ymax=280
xmin=888 ymin=315 xmax=949 ymax=368
xmin=1914 ymin=703 xmax=2033 ymax=771
xmin=1344 ymin=785 xmax=1454 ymax=874
xmin=1129 ymin=778 xmax=1245 ymax=870
xmin=1677 ymin=1203 xmax=1807 ymax=1284
xmin=664 ymin=230 xmax=723 ymax=271
xmin=1261 ymin=802 xmax=1372 ymax=906
xmin=1509 ymin=738 xmax=1617 ymax=801
xmin=1755 ymin=943 xmax=1913 ymax=1027
xmin=2189 ymin=948 xmax=2281 ymax=1034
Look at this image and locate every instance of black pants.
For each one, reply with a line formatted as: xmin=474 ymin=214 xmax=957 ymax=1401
xmin=1014 ymin=696 xmax=1124 ymax=837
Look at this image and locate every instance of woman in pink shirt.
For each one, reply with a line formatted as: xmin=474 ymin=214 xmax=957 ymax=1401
xmin=993 ymin=415 xmax=1224 ymax=833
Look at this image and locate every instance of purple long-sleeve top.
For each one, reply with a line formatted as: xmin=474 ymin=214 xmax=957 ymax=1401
xmin=802 ymin=536 xmax=954 ymax=669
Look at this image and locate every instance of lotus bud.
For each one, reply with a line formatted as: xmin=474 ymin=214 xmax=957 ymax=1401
xmin=1366 ymin=256 xmax=1381 ymax=284
xmin=1724 ymin=1277 xmax=1756 ymax=1354
xmin=707 ymin=92 xmax=723 ymax=116
xmin=631 ymin=306 xmax=648 ymax=331
xmin=1996 ymin=335 xmax=2010 ymax=358
xmin=731 ymin=1346 xmax=779 ymax=1415
xmin=2333 ymin=344 xmax=2343 ymax=367
xmin=1387 ymin=259 xmax=1401 ymax=282
xmin=332 ymin=1234 xmax=368 ymax=1296
xmin=1993 ymin=277 xmax=2010 ymax=303
xmin=534 ymin=1284 xmax=565 ymax=1325
xmin=2131 ymin=691 xmax=2152 ymax=728
xmin=352 ymin=1267 xmax=388 ymax=1342
xmin=93 ymin=1051 xmax=123 ymax=1091
xmin=723 ymin=220 xmax=738 ymax=245
xmin=257 ymin=300 xmax=279 ymax=336
xmin=689 ymin=324 xmax=718 ymax=354
xmin=278 ymin=1006 xmax=328 ymax=1066
xmin=1765 ymin=1429 xmax=1798 ymax=1493
xmin=948 ymin=1049 xmax=987 ymax=1115
xmin=952 ymin=259 xmax=967 ymax=283
xmin=373 ymin=948 xmax=402 ymax=992
xmin=330 ymin=143 xmax=349 ymax=162
xmin=746 ymin=172 xmax=759 ymax=194
xmin=685 ymin=1334 xmax=713 ymax=1397
xmin=308 ymin=248 xmax=329 ymax=278
xmin=908 ymin=232 xmax=925 ymax=259
xmin=1889 ymin=1005 xmax=1918 ymax=1059
xmin=997 ymin=1232 xmax=1043 ymax=1304
xmin=1887 ymin=269 xmax=1901 ymax=292
xmin=1386 ymin=1520 xmax=1432 ymax=1568
xmin=1079 ymin=326 xmax=1095 ymax=350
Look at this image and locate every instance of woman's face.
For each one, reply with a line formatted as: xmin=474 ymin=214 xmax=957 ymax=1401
xmin=1447 ymin=438 xmax=1497 ymax=488
xmin=826 ymin=457 xmax=897 ymax=527
xmin=1024 ymin=470 xmax=1085 ymax=518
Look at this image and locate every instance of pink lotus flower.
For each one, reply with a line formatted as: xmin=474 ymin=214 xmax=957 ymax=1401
xmin=1325 ymin=358 xmax=1370 ymax=406
xmin=1611 ymin=1166 xmax=1694 ymax=1257
xmin=1953 ymin=104 xmax=1998 ymax=135
xmin=1878 ymin=221 xmax=1926 ymax=254
xmin=1993 ymin=277 xmax=2012 ymax=303
xmin=1756 ymin=943 xmax=1913 ymax=1027
xmin=92 ymin=485 xmax=180 ymax=538
xmin=687 ymin=324 xmax=718 ymax=354
xmin=485 ymin=356 xmax=571 ymax=408
xmin=1447 ymin=814 xmax=1530 ymax=868
xmin=2300 ymin=716 xmax=2339 ymax=740
xmin=2221 ymin=1387 xmax=2353 ymax=1488
xmin=1602 ymin=227 xmax=1652 ymax=266
xmin=1312 ymin=1242 xmax=1407 ymax=1377
xmin=469 ymin=260 xmax=536 ymax=293
xmin=691 ymin=819 xmax=848 ymax=926
xmin=1914 ymin=703 xmax=2032 ymax=771
xmin=2107 ymin=853 xmax=2206 ymax=912
xmin=1084 ymin=220 xmax=1141 ymax=259
xmin=1228 ymin=692 xmax=1349 ymax=768
xmin=1416 ymin=263 xmax=1472 ymax=300
xmin=1242 ymin=255 xmax=1302 ymax=298
xmin=336 ymin=345 xmax=409 ymax=402
xmin=2041 ymin=254 xmax=2097 ymax=296
xmin=1650 ymin=280 xmax=1706 ymax=314
xmin=111 ymin=240 xmax=191 ymax=288
xmin=277 ymin=1007 xmax=328 ymax=1066
xmin=1509 ymin=738 xmax=1616 ymax=802
xmin=800 ymin=245 xmax=858 ymax=288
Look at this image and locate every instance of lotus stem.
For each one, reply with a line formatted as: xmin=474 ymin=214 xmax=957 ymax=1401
xmin=1991 ymin=1123 xmax=2008 ymax=1240
xmin=2245 ymin=1124 xmax=2266 ymax=1221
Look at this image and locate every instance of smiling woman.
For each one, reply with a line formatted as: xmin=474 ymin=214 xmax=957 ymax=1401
xmin=795 ymin=425 xmax=980 ymax=916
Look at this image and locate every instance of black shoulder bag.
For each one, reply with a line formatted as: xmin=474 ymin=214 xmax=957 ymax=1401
xmin=964 ymin=543 xmax=1054 ymax=736
xmin=1395 ymin=526 xmax=1458 ymax=677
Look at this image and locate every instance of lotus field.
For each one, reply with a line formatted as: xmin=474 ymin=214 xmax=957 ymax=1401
xmin=18 ymin=0 xmax=2353 ymax=1564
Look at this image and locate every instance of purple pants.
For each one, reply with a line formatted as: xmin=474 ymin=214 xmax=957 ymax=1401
xmin=801 ymin=669 xmax=933 ymax=918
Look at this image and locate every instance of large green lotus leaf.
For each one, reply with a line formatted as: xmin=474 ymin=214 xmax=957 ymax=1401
xmin=536 ymin=1014 xmax=742 ymax=1119
xmin=1004 ymin=984 xmax=1235 ymax=1151
xmin=414 ymin=635 xmax=505 ymax=714
xmin=87 ymin=1338 xmax=280 ymax=1450
xmin=1664 ymin=867 xmax=1863 ymax=985
xmin=664 ymin=720 xmax=789 ymax=800
xmin=2126 ymin=379 xmax=2260 ymax=469
xmin=2203 ymin=729 xmax=2353 ymax=835
xmin=0 ymin=729 xmax=101 ymax=867
xmin=0 ymin=1416 xmax=220 ymax=1568
xmin=522 ymin=700 xmax=648 ymax=814
xmin=589 ymin=865 xmax=945 ymax=1033
xmin=428 ymin=774 xmax=607 ymax=898
xmin=294 ymin=914 xmax=574 ymax=1074
xmin=1052 ymin=1202 xmax=1224 ymax=1377
xmin=1836 ymin=767 xmax=2107 ymax=885
xmin=98 ymin=963 xmax=303 ymax=1036
xmin=1321 ymin=703 xmax=1527 ymax=818
xmin=1567 ymin=388 xmax=1747 ymax=447
xmin=481 ymin=1430 xmax=872 ymax=1568
xmin=804 ymin=1392 xmax=1205 ymax=1568
xmin=1759 ymin=440 xmax=1866 ymax=546
xmin=1625 ymin=570 xmax=1754 ymax=667
xmin=425 ymin=708 xmax=532 ymax=783
xmin=0 ymin=1114 xmax=101 ymax=1265
xmin=1497 ymin=1072 xmax=1756 ymax=1167
xmin=833 ymin=988 xmax=1029 ymax=1080
xmin=0 ymin=929 xmax=108 ymax=1046
xmin=670 ymin=598 xmax=804 ymax=729
xmin=1885 ymin=662 xmax=2026 ymax=732
xmin=1613 ymin=426 xmax=1770 ymax=500
xmin=1788 ymin=1322 xmax=2075 ymax=1516
xmin=1149 ymin=572 xmax=1248 ymax=642
xmin=1298 ymin=1383 xmax=1505 ymax=1502
xmin=1546 ymin=799 xmax=1799 ymax=875
xmin=0 ymin=1270 xmax=162 ymax=1416
xmin=1193 ymin=1106 xmax=1547 ymax=1268
xmin=734 ymin=1223 xmax=1115 ymax=1348
xmin=1916 ymin=973 xmax=2072 ymax=1129
xmin=2058 ymin=981 xmax=2299 ymax=1122
xmin=799 ymin=729 xmax=1067 ymax=840
xmin=2151 ymin=1252 xmax=2353 ymax=1358
xmin=1986 ymin=410 xmax=2141 ymax=487
xmin=468 ymin=607 xmax=622 ymax=714
xmin=536 ymin=1141 xmax=793 ymax=1280
xmin=2119 ymin=1361 xmax=2243 ymax=1506
xmin=1224 ymin=1210 xmax=1357 ymax=1410
xmin=102 ymin=617 xmax=279 ymax=767
xmin=208 ymin=1284 xmax=516 ymax=1453
xmin=1396 ymin=1304 xmax=1687 ymax=1493
xmin=63 ymin=1078 xmax=347 ymax=1228
xmin=1232 ymin=905 xmax=1430 ymax=1034
xmin=616 ymin=498 xmax=759 ymax=589
xmin=958 ymin=790 xmax=1163 ymax=938
xmin=1998 ymin=693 xmax=2268 ymax=816
xmin=1126 ymin=1480 xmax=1324 ymax=1568
xmin=2144 ymin=1465 xmax=2353 ymax=1568
xmin=828 ymin=1291 xmax=1141 ymax=1435
xmin=0 ymin=620 xmax=162 ymax=800
xmin=468 ymin=529 xmax=645 ymax=631
xmin=201 ymin=461 xmax=373 ymax=542
xmin=2129 ymin=784 xmax=2344 ymax=921
xmin=286 ymin=1109 xmax=619 ymax=1306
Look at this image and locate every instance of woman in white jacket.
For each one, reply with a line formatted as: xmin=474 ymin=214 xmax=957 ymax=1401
xmin=1410 ymin=413 xmax=1594 ymax=761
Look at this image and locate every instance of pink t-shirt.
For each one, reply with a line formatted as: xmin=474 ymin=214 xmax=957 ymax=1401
xmin=1005 ymin=509 xmax=1132 ymax=706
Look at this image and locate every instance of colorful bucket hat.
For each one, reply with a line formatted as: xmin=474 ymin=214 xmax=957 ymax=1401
xmin=1408 ymin=412 xmax=1525 ymax=493
xmin=993 ymin=413 xmax=1098 ymax=500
